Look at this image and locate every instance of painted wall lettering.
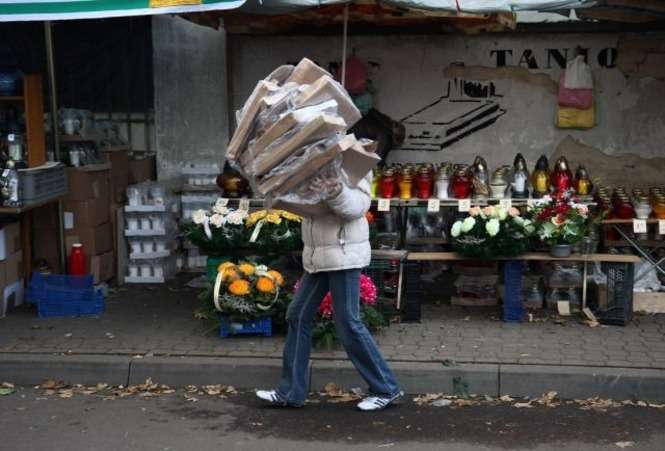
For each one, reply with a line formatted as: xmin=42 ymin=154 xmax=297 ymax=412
xmin=490 ymin=47 xmax=615 ymax=69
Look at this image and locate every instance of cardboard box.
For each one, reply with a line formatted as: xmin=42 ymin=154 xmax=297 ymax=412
xmin=102 ymin=149 xmax=130 ymax=179
xmin=64 ymin=198 xmax=110 ymax=230
xmin=129 ymin=154 xmax=157 ymax=184
xmin=32 ymin=204 xmax=60 ymax=230
xmin=110 ymin=174 xmax=129 ymax=203
xmin=0 ymin=221 xmax=21 ymax=260
xmin=65 ymin=222 xmax=113 ymax=257
xmin=66 ymin=164 xmax=111 ymax=202
xmin=90 ymin=251 xmax=114 ymax=284
xmin=4 ymin=250 xmax=24 ymax=285
xmin=33 ymin=227 xmax=62 ymax=274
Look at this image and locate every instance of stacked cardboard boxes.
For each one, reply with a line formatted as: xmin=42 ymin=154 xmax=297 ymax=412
xmin=0 ymin=221 xmax=24 ymax=317
xmin=63 ymin=164 xmax=114 ymax=284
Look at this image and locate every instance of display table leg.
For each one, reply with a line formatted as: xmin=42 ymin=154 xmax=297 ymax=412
xmin=503 ymin=260 xmax=524 ymax=323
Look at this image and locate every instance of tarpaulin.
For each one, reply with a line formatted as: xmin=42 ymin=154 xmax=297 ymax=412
xmin=0 ymin=0 xmax=246 ymax=22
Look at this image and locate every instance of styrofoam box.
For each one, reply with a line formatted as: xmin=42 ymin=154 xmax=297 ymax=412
xmin=1 ymin=279 xmax=24 ymax=318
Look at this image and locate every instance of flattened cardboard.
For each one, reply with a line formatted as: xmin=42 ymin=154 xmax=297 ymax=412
xmin=252 ymin=114 xmax=347 ymax=177
xmin=4 ymin=250 xmax=23 ymax=285
xmin=2 ymin=222 xmax=21 ymax=256
xmin=295 ymin=75 xmax=361 ymax=128
xmin=270 ymin=198 xmax=331 ymax=218
xmin=285 ymin=58 xmax=332 ymax=86
xmin=273 ymin=134 xmax=357 ymax=196
xmin=32 ymin=204 xmax=59 ymax=230
xmin=227 ymin=80 xmax=276 ymax=161
xmin=342 ymin=140 xmax=381 ymax=186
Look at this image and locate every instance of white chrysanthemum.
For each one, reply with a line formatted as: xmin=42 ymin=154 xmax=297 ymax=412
xmin=192 ymin=209 xmax=207 ymax=224
xmin=212 ymin=203 xmax=229 ymax=215
xmin=461 ymin=216 xmax=476 ymax=233
xmin=226 ymin=211 xmax=245 ymax=225
xmin=451 ymin=221 xmax=463 ymax=238
xmin=209 ymin=213 xmax=225 ymax=228
xmin=513 ymin=216 xmax=525 ymax=227
xmin=497 ymin=207 xmax=508 ymax=221
xmin=486 ymin=218 xmax=500 ymax=237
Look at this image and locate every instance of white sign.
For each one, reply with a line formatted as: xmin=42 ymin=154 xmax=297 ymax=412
xmin=217 ymin=198 xmax=229 ymax=207
xmin=458 ymin=199 xmax=471 ymax=212
xmin=527 ymin=198 xmax=535 ymax=208
xmin=633 ymin=219 xmax=647 ymax=234
xmin=238 ymin=198 xmax=250 ymax=211
xmin=377 ymin=198 xmax=391 ymax=212
xmin=499 ymin=199 xmax=512 ymax=210
xmin=427 ymin=199 xmax=440 ymax=213
xmin=659 ymin=220 xmax=665 ymax=235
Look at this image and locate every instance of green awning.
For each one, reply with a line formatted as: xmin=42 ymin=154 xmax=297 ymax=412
xmin=0 ymin=0 xmax=246 ymax=22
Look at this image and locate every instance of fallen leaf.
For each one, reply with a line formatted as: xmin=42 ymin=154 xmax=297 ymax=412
xmin=499 ymin=395 xmax=515 ymax=402
xmin=432 ymin=399 xmax=452 ymax=407
xmin=2 ymin=382 xmax=15 ymax=388
xmin=513 ymin=401 xmax=534 ymax=408
xmin=0 ymin=387 xmax=16 ymax=396
xmin=648 ymin=403 xmax=665 ymax=409
xmin=615 ymin=441 xmax=635 ymax=448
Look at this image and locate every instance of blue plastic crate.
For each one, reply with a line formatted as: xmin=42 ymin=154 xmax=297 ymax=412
xmin=28 ymin=273 xmax=105 ymax=318
xmin=219 ymin=316 xmax=272 ymax=338
xmin=503 ymin=260 xmax=524 ymax=323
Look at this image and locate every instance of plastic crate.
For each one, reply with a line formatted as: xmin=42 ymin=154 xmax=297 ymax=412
xmin=592 ymin=262 xmax=634 ymax=326
xmin=503 ymin=260 xmax=524 ymax=323
xmin=219 ymin=316 xmax=272 ymax=338
xmin=28 ymin=273 xmax=104 ymax=318
xmin=18 ymin=163 xmax=67 ymax=204
xmin=364 ymin=259 xmax=422 ymax=322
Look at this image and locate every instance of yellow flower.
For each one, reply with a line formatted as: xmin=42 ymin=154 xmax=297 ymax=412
xmin=265 ymin=213 xmax=282 ymax=225
xmin=246 ymin=210 xmax=268 ymax=227
xmin=280 ymin=211 xmax=302 ymax=222
xmin=238 ymin=263 xmax=255 ymax=277
xmin=217 ymin=261 xmax=235 ymax=273
xmin=228 ymin=279 xmax=250 ymax=296
xmin=267 ymin=270 xmax=284 ymax=286
xmin=256 ymin=277 xmax=276 ymax=294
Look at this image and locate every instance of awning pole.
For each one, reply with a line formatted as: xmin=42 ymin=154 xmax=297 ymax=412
xmin=341 ymin=2 xmax=349 ymax=87
xmin=44 ymin=20 xmax=66 ymax=271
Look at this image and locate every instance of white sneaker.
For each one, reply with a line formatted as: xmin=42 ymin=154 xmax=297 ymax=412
xmin=256 ymin=390 xmax=284 ymax=405
xmin=357 ymin=392 xmax=403 ymax=411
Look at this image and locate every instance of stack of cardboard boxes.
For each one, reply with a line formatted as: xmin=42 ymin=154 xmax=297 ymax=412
xmin=63 ymin=164 xmax=115 ymax=284
xmin=0 ymin=221 xmax=24 ymax=317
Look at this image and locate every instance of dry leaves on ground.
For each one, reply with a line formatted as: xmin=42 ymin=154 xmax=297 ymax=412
xmin=201 ymin=384 xmax=238 ymax=398
xmin=320 ymin=383 xmax=362 ymax=403
xmin=615 ymin=441 xmax=635 ymax=448
xmin=0 ymin=382 xmax=16 ymax=396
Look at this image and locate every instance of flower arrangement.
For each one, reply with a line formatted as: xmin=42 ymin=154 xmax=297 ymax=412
xmin=451 ymin=205 xmax=534 ymax=258
xmin=528 ymin=190 xmax=590 ymax=246
xmin=183 ymin=199 xmax=302 ymax=257
xmin=293 ymin=274 xmax=385 ymax=349
xmin=204 ymin=261 xmax=288 ymax=321
xmin=245 ymin=209 xmax=302 ymax=254
xmin=183 ymin=199 xmax=249 ymax=256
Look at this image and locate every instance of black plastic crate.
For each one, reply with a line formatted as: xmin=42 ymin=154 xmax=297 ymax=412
xmin=401 ymin=261 xmax=423 ymax=322
xmin=589 ymin=262 xmax=634 ymax=326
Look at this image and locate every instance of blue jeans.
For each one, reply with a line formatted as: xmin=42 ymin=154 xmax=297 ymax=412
xmin=276 ymin=269 xmax=400 ymax=405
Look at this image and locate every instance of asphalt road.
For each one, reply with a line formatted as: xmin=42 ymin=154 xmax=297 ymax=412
xmin=1 ymin=386 xmax=664 ymax=451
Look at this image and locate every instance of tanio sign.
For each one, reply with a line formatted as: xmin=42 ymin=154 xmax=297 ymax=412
xmin=490 ymin=47 xmax=618 ymax=69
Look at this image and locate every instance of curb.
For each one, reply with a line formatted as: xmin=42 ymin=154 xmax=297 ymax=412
xmin=2 ymin=353 xmax=665 ymax=401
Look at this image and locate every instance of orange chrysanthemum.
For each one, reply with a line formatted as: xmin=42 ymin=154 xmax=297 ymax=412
xmin=267 ymin=270 xmax=284 ymax=286
xmin=228 ymin=279 xmax=250 ymax=296
xmin=256 ymin=277 xmax=276 ymax=294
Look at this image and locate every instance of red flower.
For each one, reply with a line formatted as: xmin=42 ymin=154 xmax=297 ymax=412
xmin=318 ymin=293 xmax=333 ymax=318
xmin=365 ymin=211 xmax=376 ymax=225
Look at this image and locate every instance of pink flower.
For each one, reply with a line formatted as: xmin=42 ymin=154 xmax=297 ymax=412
xmin=508 ymin=207 xmax=520 ymax=217
xmin=469 ymin=206 xmax=482 ymax=217
xmin=359 ymin=274 xmax=377 ymax=305
xmin=482 ymin=206 xmax=495 ymax=217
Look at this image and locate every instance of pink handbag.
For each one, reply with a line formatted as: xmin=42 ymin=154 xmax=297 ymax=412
xmin=558 ymin=74 xmax=592 ymax=109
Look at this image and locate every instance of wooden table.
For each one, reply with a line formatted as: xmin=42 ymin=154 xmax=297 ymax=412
xmin=404 ymin=251 xmax=640 ymax=323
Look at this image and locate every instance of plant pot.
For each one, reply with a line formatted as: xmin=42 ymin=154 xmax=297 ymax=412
xmin=550 ymin=244 xmax=572 ymax=258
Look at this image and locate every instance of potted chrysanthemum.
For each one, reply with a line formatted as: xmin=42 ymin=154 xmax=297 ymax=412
xmin=450 ymin=205 xmax=534 ymax=258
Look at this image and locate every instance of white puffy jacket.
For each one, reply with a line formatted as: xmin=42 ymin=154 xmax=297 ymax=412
xmin=301 ymin=173 xmax=372 ymax=273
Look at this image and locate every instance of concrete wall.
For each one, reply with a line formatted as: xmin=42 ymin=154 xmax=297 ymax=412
xmin=229 ymin=32 xmax=665 ymax=171
xmin=152 ymin=15 xmax=228 ymax=184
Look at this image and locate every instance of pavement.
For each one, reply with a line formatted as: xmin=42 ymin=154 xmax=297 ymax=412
xmin=2 ymin=387 xmax=665 ymax=451
xmin=1 ymin=274 xmax=665 ymax=401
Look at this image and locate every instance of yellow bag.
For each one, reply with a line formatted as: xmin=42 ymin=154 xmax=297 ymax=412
xmin=556 ymin=103 xmax=595 ymax=129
